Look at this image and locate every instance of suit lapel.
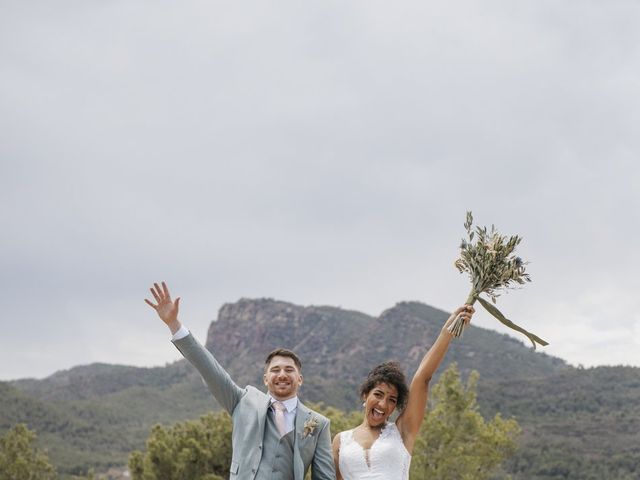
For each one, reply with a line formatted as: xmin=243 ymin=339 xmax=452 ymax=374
xmin=293 ymin=400 xmax=311 ymax=480
xmin=295 ymin=401 xmax=311 ymax=439
xmin=256 ymin=394 xmax=272 ymax=445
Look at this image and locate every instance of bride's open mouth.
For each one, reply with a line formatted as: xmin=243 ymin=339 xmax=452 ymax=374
xmin=371 ymin=408 xmax=385 ymax=420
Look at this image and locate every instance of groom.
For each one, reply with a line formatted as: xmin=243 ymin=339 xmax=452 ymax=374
xmin=145 ymin=282 xmax=336 ymax=480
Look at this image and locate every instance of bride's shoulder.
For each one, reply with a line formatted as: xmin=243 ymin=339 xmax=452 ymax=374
xmin=384 ymin=422 xmax=404 ymax=439
xmin=336 ymin=428 xmax=355 ymax=446
xmin=340 ymin=428 xmax=355 ymax=438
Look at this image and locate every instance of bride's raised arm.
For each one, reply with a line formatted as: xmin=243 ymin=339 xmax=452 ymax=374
xmin=395 ymin=304 xmax=474 ymax=453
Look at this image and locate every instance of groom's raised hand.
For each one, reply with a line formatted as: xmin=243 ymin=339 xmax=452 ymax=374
xmin=145 ymin=281 xmax=182 ymax=334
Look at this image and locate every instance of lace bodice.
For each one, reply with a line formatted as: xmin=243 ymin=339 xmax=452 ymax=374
xmin=338 ymin=423 xmax=411 ymax=480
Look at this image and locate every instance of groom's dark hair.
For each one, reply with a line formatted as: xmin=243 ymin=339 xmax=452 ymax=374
xmin=265 ymin=348 xmax=302 ymax=371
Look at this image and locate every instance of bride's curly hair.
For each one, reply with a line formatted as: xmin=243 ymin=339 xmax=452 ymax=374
xmin=359 ymin=361 xmax=409 ymax=411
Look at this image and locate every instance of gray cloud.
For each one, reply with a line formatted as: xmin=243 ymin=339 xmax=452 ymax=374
xmin=1 ymin=0 xmax=639 ymax=379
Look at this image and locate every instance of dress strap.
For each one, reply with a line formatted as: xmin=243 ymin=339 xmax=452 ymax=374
xmin=340 ymin=428 xmax=355 ymax=446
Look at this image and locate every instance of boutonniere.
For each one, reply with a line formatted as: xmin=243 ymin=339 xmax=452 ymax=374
xmin=303 ymin=416 xmax=319 ymax=437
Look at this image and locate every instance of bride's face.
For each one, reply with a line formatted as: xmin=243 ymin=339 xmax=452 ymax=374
xmin=362 ymin=382 xmax=399 ymax=427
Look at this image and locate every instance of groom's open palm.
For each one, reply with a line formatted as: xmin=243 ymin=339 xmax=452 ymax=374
xmin=145 ymin=281 xmax=181 ymax=329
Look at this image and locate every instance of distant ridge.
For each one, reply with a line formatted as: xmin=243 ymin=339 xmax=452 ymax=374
xmin=4 ymin=298 xmax=638 ymax=479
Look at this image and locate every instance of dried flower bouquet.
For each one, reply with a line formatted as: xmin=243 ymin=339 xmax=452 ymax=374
xmin=450 ymin=211 xmax=548 ymax=349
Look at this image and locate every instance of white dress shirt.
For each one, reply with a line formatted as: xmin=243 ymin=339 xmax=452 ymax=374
xmin=171 ymin=324 xmax=190 ymax=341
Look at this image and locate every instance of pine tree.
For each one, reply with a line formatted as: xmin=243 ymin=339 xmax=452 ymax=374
xmin=411 ymin=363 xmax=521 ymax=480
xmin=129 ymin=411 xmax=232 ymax=480
xmin=0 ymin=424 xmax=57 ymax=480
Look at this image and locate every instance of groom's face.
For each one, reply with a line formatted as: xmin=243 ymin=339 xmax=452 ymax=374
xmin=263 ymin=355 xmax=303 ymax=400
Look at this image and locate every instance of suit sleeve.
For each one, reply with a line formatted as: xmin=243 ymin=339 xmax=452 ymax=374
xmin=172 ymin=332 xmax=244 ymax=414
xmin=311 ymin=419 xmax=337 ymax=480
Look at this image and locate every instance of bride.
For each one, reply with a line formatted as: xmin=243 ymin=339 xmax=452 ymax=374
xmin=332 ymin=305 xmax=474 ymax=480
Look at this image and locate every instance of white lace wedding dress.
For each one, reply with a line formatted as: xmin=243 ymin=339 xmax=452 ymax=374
xmin=338 ymin=423 xmax=411 ymax=480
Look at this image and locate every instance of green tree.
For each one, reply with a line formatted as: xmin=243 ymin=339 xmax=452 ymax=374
xmin=129 ymin=411 xmax=232 ymax=480
xmin=411 ymin=363 xmax=521 ymax=480
xmin=304 ymin=403 xmax=361 ymax=440
xmin=0 ymin=424 xmax=57 ymax=480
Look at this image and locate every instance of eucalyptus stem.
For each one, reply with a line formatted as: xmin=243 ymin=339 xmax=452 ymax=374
xmin=449 ymin=289 xmax=478 ymax=337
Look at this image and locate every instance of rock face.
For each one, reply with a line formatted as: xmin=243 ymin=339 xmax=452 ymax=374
xmin=204 ymin=298 xmax=567 ymax=407
xmin=205 ymin=298 xmax=375 ymax=407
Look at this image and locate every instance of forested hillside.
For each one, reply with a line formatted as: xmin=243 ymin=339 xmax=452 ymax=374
xmin=4 ymin=298 xmax=638 ymax=479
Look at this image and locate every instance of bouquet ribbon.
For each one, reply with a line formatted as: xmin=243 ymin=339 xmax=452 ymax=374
xmin=465 ymin=293 xmax=548 ymax=349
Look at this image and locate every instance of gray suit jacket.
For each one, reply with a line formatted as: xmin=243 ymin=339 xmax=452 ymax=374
xmin=173 ymin=333 xmax=336 ymax=480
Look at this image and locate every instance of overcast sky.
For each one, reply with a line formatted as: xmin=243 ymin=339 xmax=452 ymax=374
xmin=1 ymin=0 xmax=639 ymax=380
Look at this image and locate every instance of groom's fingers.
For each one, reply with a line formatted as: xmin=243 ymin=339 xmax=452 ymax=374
xmin=150 ymin=286 xmax=161 ymax=302
xmin=161 ymin=281 xmax=171 ymax=301
xmin=153 ymin=283 xmax=165 ymax=301
xmin=144 ymin=298 xmax=157 ymax=309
